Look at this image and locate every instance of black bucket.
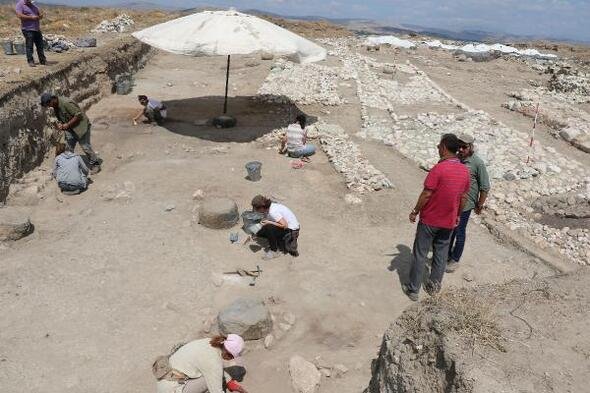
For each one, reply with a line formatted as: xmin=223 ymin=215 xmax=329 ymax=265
xmin=245 ymin=161 xmax=262 ymax=181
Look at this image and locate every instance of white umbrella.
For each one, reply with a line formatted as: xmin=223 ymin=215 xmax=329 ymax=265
xmin=132 ymin=10 xmax=327 ymax=118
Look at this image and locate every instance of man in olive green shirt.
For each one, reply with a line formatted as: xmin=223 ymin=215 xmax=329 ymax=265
xmin=447 ymin=133 xmax=490 ymax=272
xmin=41 ymin=92 xmax=101 ymax=172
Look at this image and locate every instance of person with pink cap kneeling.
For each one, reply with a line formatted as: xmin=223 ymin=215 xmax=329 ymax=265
xmin=154 ymin=334 xmax=249 ymax=393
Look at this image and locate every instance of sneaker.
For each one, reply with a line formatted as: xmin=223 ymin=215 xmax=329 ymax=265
xmin=89 ymin=165 xmax=101 ymax=175
xmin=424 ymin=280 xmax=441 ymax=296
xmin=262 ymin=250 xmax=280 ymax=260
xmin=289 ymin=250 xmax=299 ymax=257
xmin=446 ymin=259 xmax=459 ymax=273
xmin=40 ymin=60 xmax=47 ymax=65
xmin=402 ymin=284 xmax=419 ymax=302
xmin=28 ymin=62 xmax=36 ymax=67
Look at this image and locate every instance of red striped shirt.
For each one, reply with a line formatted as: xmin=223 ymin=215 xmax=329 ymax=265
xmin=420 ymin=158 xmax=470 ymax=229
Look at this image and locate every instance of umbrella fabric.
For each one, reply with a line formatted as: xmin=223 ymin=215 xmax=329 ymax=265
xmin=132 ymin=10 xmax=327 ymax=63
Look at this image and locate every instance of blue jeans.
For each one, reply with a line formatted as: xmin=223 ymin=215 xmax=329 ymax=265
xmin=408 ymin=222 xmax=453 ymax=293
xmin=448 ymin=209 xmax=472 ymax=263
xmin=289 ymin=144 xmax=316 ymax=158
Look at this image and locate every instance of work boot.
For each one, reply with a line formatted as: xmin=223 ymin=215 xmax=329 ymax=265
xmin=446 ymin=259 xmax=459 ymax=273
xmin=90 ymin=165 xmax=101 ymax=175
xmin=402 ymin=284 xmax=419 ymax=302
xmin=424 ymin=280 xmax=441 ymax=296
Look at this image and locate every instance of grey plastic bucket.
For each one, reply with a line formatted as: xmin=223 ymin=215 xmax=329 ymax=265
xmin=241 ymin=211 xmax=263 ymax=227
xmin=13 ymin=42 xmax=25 ymax=55
xmin=2 ymin=40 xmax=14 ymax=55
xmin=245 ymin=161 xmax=262 ymax=181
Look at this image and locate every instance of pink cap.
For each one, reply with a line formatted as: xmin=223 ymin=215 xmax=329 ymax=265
xmin=223 ymin=334 xmax=245 ymax=358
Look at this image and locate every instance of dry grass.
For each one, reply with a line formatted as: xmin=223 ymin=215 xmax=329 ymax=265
xmin=0 ymin=5 xmax=179 ymax=39
xmin=414 ymin=290 xmax=506 ymax=352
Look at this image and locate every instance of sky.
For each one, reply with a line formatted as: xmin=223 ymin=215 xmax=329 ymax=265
xmin=40 ymin=0 xmax=590 ymax=42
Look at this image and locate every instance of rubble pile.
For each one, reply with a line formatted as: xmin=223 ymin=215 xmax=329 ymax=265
xmin=310 ymin=123 xmax=393 ymax=192
xmin=258 ymin=59 xmax=345 ymax=106
xmin=43 ymin=34 xmax=75 ymax=52
xmin=92 ymin=14 xmax=135 ymax=33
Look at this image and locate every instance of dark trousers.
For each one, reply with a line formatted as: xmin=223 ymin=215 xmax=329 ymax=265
xmin=408 ymin=222 xmax=452 ymax=293
xmin=257 ymin=224 xmax=288 ymax=252
xmin=22 ymin=29 xmax=46 ymax=64
xmin=448 ymin=209 xmax=472 ymax=263
xmin=257 ymin=225 xmax=299 ymax=253
xmin=64 ymin=127 xmax=101 ymax=167
xmin=144 ymin=107 xmax=163 ymax=124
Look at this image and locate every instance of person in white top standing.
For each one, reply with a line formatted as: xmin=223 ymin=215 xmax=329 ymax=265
xmin=251 ymin=195 xmax=300 ymax=259
xmin=133 ymin=95 xmax=167 ymax=125
xmin=279 ymin=114 xmax=316 ymax=159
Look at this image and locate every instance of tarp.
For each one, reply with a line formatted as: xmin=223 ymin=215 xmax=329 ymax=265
xmin=132 ymin=10 xmax=327 ymax=63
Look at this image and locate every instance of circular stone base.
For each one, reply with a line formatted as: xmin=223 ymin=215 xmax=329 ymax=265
xmin=212 ymin=115 xmax=237 ymax=129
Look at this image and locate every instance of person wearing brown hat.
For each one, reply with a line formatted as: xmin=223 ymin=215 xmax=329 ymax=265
xmin=446 ymin=133 xmax=490 ymax=273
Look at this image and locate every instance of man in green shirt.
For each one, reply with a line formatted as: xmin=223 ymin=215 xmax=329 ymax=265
xmin=447 ymin=133 xmax=490 ymax=272
xmin=41 ymin=93 xmax=102 ymax=173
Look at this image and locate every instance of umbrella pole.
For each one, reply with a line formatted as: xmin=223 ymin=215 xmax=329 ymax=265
xmin=223 ymin=54 xmax=230 ymax=114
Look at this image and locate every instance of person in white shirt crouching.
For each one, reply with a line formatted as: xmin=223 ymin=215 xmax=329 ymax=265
xmin=251 ymin=194 xmax=300 ymax=260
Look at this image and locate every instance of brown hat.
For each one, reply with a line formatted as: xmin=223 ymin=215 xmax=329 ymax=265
xmin=457 ymin=133 xmax=475 ymax=144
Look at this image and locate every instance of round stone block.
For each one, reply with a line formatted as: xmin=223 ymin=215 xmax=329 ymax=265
xmin=0 ymin=207 xmax=33 ymax=241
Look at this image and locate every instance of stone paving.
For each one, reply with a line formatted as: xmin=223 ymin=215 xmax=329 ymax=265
xmin=256 ymin=37 xmax=590 ymax=265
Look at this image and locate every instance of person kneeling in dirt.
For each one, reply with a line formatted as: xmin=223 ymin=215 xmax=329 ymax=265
xmin=153 ymin=334 xmax=249 ymax=393
xmin=251 ymin=195 xmax=300 ymax=259
xmin=52 ymin=143 xmax=89 ymax=194
xmin=134 ymin=95 xmax=167 ymax=125
xmin=41 ymin=92 xmax=102 ymax=174
xmin=279 ymin=114 xmax=316 ymax=160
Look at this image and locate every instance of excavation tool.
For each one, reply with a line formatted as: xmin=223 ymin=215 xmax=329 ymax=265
xmin=224 ymin=265 xmax=263 ymax=287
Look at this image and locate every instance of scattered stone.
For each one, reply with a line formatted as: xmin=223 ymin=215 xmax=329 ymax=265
xmin=164 ymin=204 xmax=176 ymax=212
xmin=198 ymin=198 xmax=239 ymax=229
xmin=345 ymin=193 xmax=363 ymax=205
xmin=92 ymin=14 xmax=135 ymax=33
xmin=217 ymin=298 xmax=272 ymax=340
xmin=0 ymin=208 xmax=33 ymax=241
xmin=192 ymin=189 xmax=205 ymax=200
xmin=260 ymin=51 xmax=274 ymax=60
xmin=264 ymin=334 xmax=274 ymax=349
xmin=333 ymin=364 xmax=348 ymax=378
xmin=289 ymin=355 xmax=322 ymax=393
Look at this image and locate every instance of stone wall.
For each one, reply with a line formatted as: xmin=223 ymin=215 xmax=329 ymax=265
xmin=0 ymin=36 xmax=152 ymax=202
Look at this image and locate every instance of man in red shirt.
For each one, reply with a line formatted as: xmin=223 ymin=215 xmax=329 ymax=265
xmin=403 ymin=133 xmax=470 ymax=301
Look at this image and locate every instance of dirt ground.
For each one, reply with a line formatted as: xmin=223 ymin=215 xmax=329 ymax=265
xmin=0 ymin=43 xmax=564 ymax=393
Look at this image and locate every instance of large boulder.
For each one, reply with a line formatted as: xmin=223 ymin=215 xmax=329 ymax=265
xmin=0 ymin=208 xmax=33 ymax=241
xmin=289 ymin=355 xmax=322 ymax=393
xmin=217 ymin=298 xmax=272 ymax=340
xmin=199 ymin=198 xmax=239 ymax=229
